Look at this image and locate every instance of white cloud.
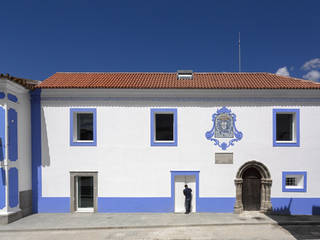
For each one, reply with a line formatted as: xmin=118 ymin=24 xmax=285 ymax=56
xmin=275 ymin=66 xmax=290 ymax=77
xmin=303 ymin=70 xmax=320 ymax=82
xmin=301 ymin=58 xmax=320 ymax=71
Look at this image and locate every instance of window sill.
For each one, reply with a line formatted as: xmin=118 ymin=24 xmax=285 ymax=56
xmin=70 ymin=140 xmax=96 ymax=146
xmin=151 ymin=140 xmax=177 ymax=146
xmin=283 ymin=187 xmax=306 ymax=192
xmin=273 ymin=141 xmax=299 ymax=147
xmin=285 ymin=186 xmax=303 ymax=189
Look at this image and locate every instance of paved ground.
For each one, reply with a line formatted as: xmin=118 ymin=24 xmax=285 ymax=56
xmin=0 ymin=212 xmax=279 ymax=231
xmin=0 ymin=225 xmax=299 ymax=240
xmin=0 ymin=212 xmax=320 ymax=239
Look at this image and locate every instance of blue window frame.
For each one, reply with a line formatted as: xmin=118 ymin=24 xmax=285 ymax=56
xmin=273 ymin=109 xmax=300 ymax=147
xmin=70 ymin=108 xmax=97 ymax=146
xmin=150 ymin=108 xmax=177 ymax=146
xmin=282 ymin=171 xmax=307 ymax=192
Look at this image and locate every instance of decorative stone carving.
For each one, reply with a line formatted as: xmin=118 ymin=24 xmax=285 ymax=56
xmin=234 ymin=161 xmax=272 ymax=213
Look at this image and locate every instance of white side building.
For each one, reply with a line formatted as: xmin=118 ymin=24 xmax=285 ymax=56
xmin=0 ymin=74 xmax=38 ymax=223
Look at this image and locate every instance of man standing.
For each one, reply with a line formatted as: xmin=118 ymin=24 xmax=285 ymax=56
xmin=183 ymin=184 xmax=192 ymax=214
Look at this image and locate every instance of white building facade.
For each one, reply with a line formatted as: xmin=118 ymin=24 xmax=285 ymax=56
xmin=31 ymin=72 xmax=320 ymax=215
xmin=1 ymin=71 xmax=320 ymax=221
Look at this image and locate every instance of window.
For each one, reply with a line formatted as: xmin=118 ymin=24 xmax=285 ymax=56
xmin=273 ymin=109 xmax=300 ymax=147
xmin=282 ymin=171 xmax=307 ymax=192
xmin=70 ymin=108 xmax=96 ymax=146
xmin=150 ymin=108 xmax=177 ymax=146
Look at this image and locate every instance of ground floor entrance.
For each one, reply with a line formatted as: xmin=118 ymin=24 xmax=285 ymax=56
xmin=76 ymin=176 xmax=94 ymax=212
xmin=70 ymin=171 xmax=98 ymax=212
xmin=242 ymin=167 xmax=261 ymax=211
xmin=171 ymin=171 xmax=199 ymax=213
xmin=234 ymin=161 xmax=272 ymax=213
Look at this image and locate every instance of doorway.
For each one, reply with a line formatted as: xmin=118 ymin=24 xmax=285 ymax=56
xmin=234 ymin=161 xmax=272 ymax=213
xmin=242 ymin=167 xmax=261 ymax=211
xmin=174 ymin=175 xmax=196 ymax=213
xmin=76 ymin=176 xmax=94 ymax=212
xmin=70 ymin=171 xmax=98 ymax=212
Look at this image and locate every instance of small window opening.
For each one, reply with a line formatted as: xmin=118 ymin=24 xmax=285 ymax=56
xmin=76 ymin=113 xmax=93 ymax=141
xmin=276 ymin=113 xmax=294 ymax=141
xmin=155 ymin=113 xmax=174 ymax=141
xmin=286 ymin=177 xmax=296 ymax=186
xmin=285 ymin=174 xmax=304 ymax=189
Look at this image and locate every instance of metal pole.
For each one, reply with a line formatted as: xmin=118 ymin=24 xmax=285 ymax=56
xmin=238 ymin=32 xmax=241 ymax=72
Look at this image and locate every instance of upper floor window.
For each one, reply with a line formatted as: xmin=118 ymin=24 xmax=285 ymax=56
xmin=70 ymin=108 xmax=96 ymax=146
xmin=150 ymin=108 xmax=177 ymax=146
xmin=273 ymin=109 xmax=300 ymax=147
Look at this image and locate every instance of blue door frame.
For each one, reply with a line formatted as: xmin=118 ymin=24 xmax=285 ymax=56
xmin=170 ymin=171 xmax=200 ymax=212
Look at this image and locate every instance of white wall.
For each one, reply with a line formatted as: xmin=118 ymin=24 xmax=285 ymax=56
xmin=40 ymin=93 xmax=320 ymax=199
xmin=12 ymin=91 xmax=32 ymax=192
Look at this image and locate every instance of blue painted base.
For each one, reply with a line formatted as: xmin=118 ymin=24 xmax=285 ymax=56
xmin=98 ymin=197 xmax=172 ymax=212
xmin=38 ymin=197 xmax=70 ymax=213
xmin=198 ymin=197 xmax=235 ymax=212
xmin=36 ymin=196 xmax=320 ymax=215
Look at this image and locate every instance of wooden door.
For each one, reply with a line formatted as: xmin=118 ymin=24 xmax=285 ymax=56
xmin=242 ymin=167 xmax=261 ymax=211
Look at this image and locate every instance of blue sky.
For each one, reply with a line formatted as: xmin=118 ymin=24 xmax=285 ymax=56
xmin=1 ymin=0 xmax=319 ymax=81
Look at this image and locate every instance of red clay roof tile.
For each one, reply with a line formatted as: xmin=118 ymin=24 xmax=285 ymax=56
xmin=38 ymin=72 xmax=320 ymax=89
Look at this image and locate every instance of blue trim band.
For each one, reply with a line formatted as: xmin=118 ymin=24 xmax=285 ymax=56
xmin=31 ymin=89 xmax=42 ymax=213
xmin=0 ymin=92 xmax=5 ymax=99
xmin=9 ymin=167 xmax=18 ymax=208
xmin=273 ymin=108 xmax=300 ymax=147
xmin=70 ymin=108 xmax=97 ymax=146
xmin=7 ymin=93 xmax=18 ymax=103
xmin=0 ymin=107 xmax=5 ymax=161
xmin=8 ymin=108 xmax=18 ymax=162
xmin=282 ymin=171 xmax=307 ymax=192
xmin=0 ymin=168 xmax=5 ymax=209
xmin=150 ymin=108 xmax=178 ymax=146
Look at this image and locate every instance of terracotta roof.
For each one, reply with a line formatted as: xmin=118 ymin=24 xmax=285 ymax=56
xmin=38 ymin=72 xmax=320 ymax=89
xmin=0 ymin=73 xmax=40 ymax=89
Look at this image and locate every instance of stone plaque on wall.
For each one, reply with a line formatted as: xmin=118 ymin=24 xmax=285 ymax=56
xmin=215 ymin=153 xmax=233 ymax=164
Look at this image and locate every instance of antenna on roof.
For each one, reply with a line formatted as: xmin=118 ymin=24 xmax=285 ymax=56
xmin=238 ymin=32 xmax=241 ymax=72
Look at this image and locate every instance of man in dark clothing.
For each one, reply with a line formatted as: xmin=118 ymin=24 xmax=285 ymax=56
xmin=183 ymin=184 xmax=192 ymax=214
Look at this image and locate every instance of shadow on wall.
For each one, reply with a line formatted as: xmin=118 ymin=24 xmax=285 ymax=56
xmin=268 ymin=198 xmax=292 ymax=215
xmin=42 ymin=108 xmax=51 ymax=167
xmin=312 ymin=206 xmax=320 ymax=216
xmin=266 ymin=200 xmax=320 ymax=240
xmin=268 ymin=199 xmax=320 ymax=216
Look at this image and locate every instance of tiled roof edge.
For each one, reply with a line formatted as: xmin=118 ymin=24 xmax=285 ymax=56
xmin=0 ymin=73 xmax=40 ymax=90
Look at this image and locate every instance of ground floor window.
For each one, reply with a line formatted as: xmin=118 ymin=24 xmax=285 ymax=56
xmin=282 ymin=171 xmax=307 ymax=192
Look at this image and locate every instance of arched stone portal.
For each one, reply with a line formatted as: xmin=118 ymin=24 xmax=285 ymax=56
xmin=234 ymin=161 xmax=272 ymax=213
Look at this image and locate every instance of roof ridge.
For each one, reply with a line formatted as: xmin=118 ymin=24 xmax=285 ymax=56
xmin=55 ymin=72 xmax=269 ymax=74
xmin=268 ymin=72 xmax=320 ymax=85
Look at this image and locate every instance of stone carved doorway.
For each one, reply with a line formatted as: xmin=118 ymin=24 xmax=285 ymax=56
xmin=234 ymin=161 xmax=272 ymax=213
